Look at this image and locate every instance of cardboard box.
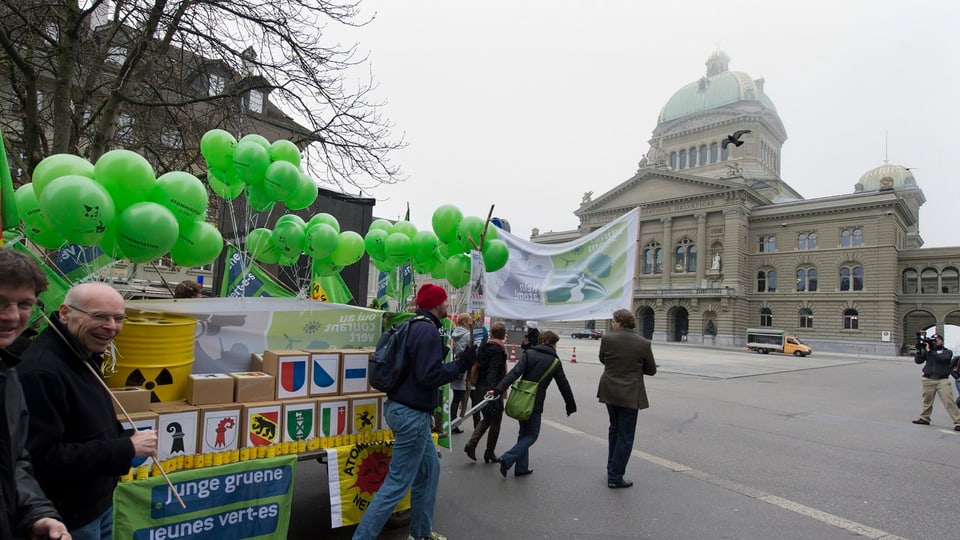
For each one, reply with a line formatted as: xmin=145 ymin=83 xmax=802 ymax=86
xmin=229 ymin=371 xmax=275 ymax=403
xmin=241 ymin=401 xmax=283 ymax=447
xmin=110 ymin=387 xmax=151 ymax=414
xmin=348 ymin=393 xmax=382 ymax=434
xmin=338 ymin=349 xmax=372 ymax=395
xmin=186 ymin=373 xmax=235 ymax=406
xmin=281 ymin=398 xmax=317 ymax=442
xmin=149 ymin=401 xmax=199 ymax=460
xmin=257 ymin=350 xmax=311 ymax=399
xmin=302 ymin=349 xmax=342 ymax=397
xmin=316 ymin=396 xmax=350 ymax=438
xmin=197 ymin=403 xmax=243 ymax=453
xmin=118 ymin=411 xmax=159 ymax=470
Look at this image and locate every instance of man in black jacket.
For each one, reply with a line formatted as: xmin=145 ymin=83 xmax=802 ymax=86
xmin=20 ymin=282 xmax=157 ymax=539
xmin=0 ymin=248 xmax=70 ymax=539
xmin=911 ymin=334 xmax=960 ymax=430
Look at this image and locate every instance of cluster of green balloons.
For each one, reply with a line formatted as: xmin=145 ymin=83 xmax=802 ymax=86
xmin=245 ymin=212 xmax=365 ymax=273
xmin=364 ymin=204 xmax=509 ymax=288
xmin=200 ymin=129 xmax=318 ymax=212
xmin=16 ymin=151 xmax=223 ymax=266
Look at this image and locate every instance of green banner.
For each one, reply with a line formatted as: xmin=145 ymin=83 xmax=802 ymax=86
xmin=113 ymin=456 xmax=296 ymax=540
xmin=220 ymin=246 xmax=295 ymax=298
xmin=0 ymin=127 xmax=19 ymax=230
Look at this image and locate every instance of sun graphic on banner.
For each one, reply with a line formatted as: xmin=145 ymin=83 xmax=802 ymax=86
xmin=351 ymin=448 xmax=392 ymax=494
xmin=303 ymin=320 xmax=321 ymax=334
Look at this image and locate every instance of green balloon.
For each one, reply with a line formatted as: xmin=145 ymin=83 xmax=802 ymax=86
xmin=152 ymin=171 xmax=208 ymax=224
xmin=245 ymin=183 xmax=274 ymax=212
xmin=392 ymin=220 xmax=418 ymax=240
xmin=115 ymin=202 xmax=179 ymax=263
xmin=247 ymin=228 xmax=280 ymax=264
xmin=430 ymin=253 xmax=448 ymax=279
xmin=239 ymin=134 xmax=271 ymax=149
xmin=411 ymin=258 xmax=431 ymax=274
xmin=483 ymin=223 xmax=500 ymax=243
xmin=445 ymin=253 xmax=471 ymax=288
xmin=171 ymin=220 xmax=223 ymax=267
xmin=233 ymin=141 xmax=270 ymax=185
xmin=31 ymin=154 xmax=95 ymax=198
xmin=208 ymin=170 xmax=244 ymax=200
xmin=432 ymin=204 xmax=463 ymax=244
xmin=276 ymin=214 xmax=306 ymax=229
xmin=277 ymin=252 xmax=301 ymax=266
xmin=97 ymin=223 xmax=124 ymax=259
xmin=482 ymin=238 xmax=509 ymax=272
xmin=263 ymin=160 xmax=301 ymax=202
xmin=269 ymin=139 xmax=301 ymax=167
xmin=24 ymin=221 xmax=64 ymax=250
xmin=15 ymin=184 xmax=48 ymax=228
xmin=384 ymin=233 xmax=411 ymax=265
xmin=305 ymin=223 xmax=339 ymax=260
xmin=306 ymin=213 xmax=340 ymax=233
xmin=411 ymin=230 xmax=439 ymax=263
xmin=284 ymin=174 xmax=318 ymax=211
xmin=93 ymin=149 xmax=156 ymax=212
xmin=271 ymin=220 xmax=306 ymax=257
xmin=371 ymin=256 xmax=394 ymax=273
xmin=368 ymin=219 xmax=393 ymax=233
xmin=457 ymin=216 xmax=486 ymax=252
xmin=330 ymin=230 xmax=364 ymax=266
xmin=39 ymin=175 xmax=115 ymax=245
xmin=311 ymin=257 xmax=343 ymax=276
xmin=200 ymin=129 xmax=237 ymax=170
xmin=364 ymin=228 xmax=388 ymax=260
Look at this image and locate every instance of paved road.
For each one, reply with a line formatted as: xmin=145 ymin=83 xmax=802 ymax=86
xmin=290 ymin=342 xmax=956 ymax=539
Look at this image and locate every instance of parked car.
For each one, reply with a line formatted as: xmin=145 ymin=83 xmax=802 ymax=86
xmin=571 ymin=329 xmax=602 ymax=339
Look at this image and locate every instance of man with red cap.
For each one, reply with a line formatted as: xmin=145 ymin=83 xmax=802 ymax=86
xmin=353 ymin=284 xmax=476 ymax=540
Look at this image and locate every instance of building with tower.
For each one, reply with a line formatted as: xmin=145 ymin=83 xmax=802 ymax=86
xmin=532 ymin=51 xmax=960 ymax=356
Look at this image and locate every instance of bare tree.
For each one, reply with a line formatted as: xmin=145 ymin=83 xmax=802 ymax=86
xmin=0 ymin=0 xmax=403 ymax=191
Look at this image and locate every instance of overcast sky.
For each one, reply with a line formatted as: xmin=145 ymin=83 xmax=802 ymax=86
xmin=335 ymin=0 xmax=957 ymax=248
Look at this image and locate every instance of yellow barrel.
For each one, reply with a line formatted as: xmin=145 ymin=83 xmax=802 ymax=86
xmin=107 ymin=314 xmax=197 ymax=402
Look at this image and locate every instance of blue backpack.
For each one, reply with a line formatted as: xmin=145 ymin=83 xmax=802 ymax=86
xmin=369 ymin=315 xmax=428 ymax=392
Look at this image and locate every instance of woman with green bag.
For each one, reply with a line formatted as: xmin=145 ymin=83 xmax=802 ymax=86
xmin=488 ymin=330 xmax=577 ymax=478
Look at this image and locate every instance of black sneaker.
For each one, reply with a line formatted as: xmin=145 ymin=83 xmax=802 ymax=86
xmin=608 ymin=479 xmax=634 ymax=489
xmin=912 ymin=419 xmax=930 ymax=425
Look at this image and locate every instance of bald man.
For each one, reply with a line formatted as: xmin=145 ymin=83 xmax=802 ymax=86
xmin=19 ymin=283 xmax=157 ymax=539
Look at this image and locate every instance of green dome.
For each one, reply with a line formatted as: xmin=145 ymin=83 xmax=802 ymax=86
xmin=658 ymin=52 xmax=777 ymax=124
xmin=855 ymin=162 xmax=917 ymax=193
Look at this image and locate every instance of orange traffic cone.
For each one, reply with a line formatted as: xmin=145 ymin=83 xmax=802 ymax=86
xmin=570 ymin=346 xmax=577 ymax=363
xmin=510 ymin=345 xmax=517 ymax=362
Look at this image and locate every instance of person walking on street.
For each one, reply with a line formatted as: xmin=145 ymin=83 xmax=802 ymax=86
xmin=0 ymin=249 xmax=72 ymax=540
xmin=521 ymin=320 xmax=539 ymax=351
xmin=19 ymin=283 xmax=158 ymax=539
xmin=352 ymin=284 xmax=475 ymax=540
xmin=490 ymin=330 xmax=576 ymax=478
xmin=449 ymin=313 xmax=474 ymax=434
xmin=464 ymin=322 xmax=508 ymax=464
xmin=598 ymin=309 xmax=657 ymax=489
xmin=911 ymin=333 xmax=960 ymax=430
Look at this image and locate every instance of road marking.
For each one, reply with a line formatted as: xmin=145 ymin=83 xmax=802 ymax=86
xmin=542 ymin=418 xmax=906 ymax=540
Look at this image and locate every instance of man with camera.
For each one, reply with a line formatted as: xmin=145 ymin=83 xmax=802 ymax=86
xmin=911 ymin=332 xmax=960 ymax=430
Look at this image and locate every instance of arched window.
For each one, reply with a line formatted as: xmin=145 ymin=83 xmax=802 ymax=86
xmin=839 ymin=267 xmax=850 ymax=291
xmin=799 ymin=308 xmax=813 ymax=328
xmin=796 ymin=268 xmax=806 ymax=292
xmin=760 ymin=308 xmax=772 ymax=327
xmin=699 ymin=145 xmax=708 ymax=166
xmin=674 ymin=246 xmax=685 ymax=272
xmin=643 ymin=243 xmax=657 ymax=274
xmin=902 ymin=269 xmax=918 ymax=293
xmin=757 ymin=270 xmax=777 ymax=292
xmin=674 ymin=239 xmax=696 ymax=273
xmin=721 ymin=145 xmax=729 ymax=161
xmin=808 ymin=232 xmax=817 ymax=249
xmin=841 ymin=229 xmax=851 ymax=247
xmin=852 ymin=266 xmax=863 ymax=291
xmin=654 ymin=248 xmax=663 ymax=274
xmin=920 ymin=267 xmax=938 ymax=294
xmin=942 ymin=267 xmax=960 ymax=294
xmin=670 ymin=151 xmax=677 ymax=169
xmin=758 ymin=236 xmax=776 ymax=253
xmin=710 ymin=142 xmax=718 ymax=163
xmin=852 ymin=228 xmax=862 ymax=246
xmin=687 ymin=245 xmax=697 ymax=273
xmin=796 ymin=267 xmax=818 ymax=292
xmin=679 ymin=150 xmax=687 ymax=169
xmin=798 ymin=233 xmax=807 ymax=250
xmin=689 ymin=147 xmax=697 ymax=167
xmin=843 ymin=309 xmax=859 ymax=330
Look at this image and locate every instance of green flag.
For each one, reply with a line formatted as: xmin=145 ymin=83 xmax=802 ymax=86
xmin=220 ymin=246 xmax=295 ymax=297
xmin=0 ymin=127 xmax=20 ymax=230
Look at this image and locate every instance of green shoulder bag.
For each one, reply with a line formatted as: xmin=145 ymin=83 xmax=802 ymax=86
xmin=504 ymin=357 xmax=559 ymax=421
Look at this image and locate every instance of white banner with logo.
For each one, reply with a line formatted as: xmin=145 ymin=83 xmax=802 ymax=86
xmin=484 ymin=208 xmax=639 ymax=321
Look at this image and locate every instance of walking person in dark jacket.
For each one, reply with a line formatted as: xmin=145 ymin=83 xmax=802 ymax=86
xmin=0 ymin=249 xmax=71 ymax=540
xmin=353 ymin=284 xmax=475 ymax=540
xmin=911 ymin=333 xmax=960 ymax=430
xmin=19 ymin=283 xmax=157 ymax=539
xmin=464 ymin=322 xmax=508 ymax=463
xmin=490 ymin=330 xmax=576 ymax=477
xmin=598 ymin=308 xmax=657 ymax=489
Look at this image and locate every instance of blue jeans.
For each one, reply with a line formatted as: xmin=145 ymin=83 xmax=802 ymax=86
xmin=353 ymin=400 xmax=439 ymax=540
xmin=70 ymin=506 xmax=113 ymax=540
xmin=606 ymin=405 xmax=639 ymax=484
xmin=499 ymin=412 xmax=542 ymax=474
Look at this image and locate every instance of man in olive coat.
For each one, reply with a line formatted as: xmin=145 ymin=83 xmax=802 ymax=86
xmin=597 ymin=309 xmax=657 ymax=488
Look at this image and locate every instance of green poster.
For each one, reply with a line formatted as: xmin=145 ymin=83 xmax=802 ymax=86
xmin=113 ymin=456 xmax=296 ymax=540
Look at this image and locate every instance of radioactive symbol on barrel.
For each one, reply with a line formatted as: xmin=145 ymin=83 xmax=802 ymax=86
xmin=125 ymin=368 xmax=174 ymax=402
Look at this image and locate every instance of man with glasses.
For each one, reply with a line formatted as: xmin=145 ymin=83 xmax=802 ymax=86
xmin=0 ymin=248 xmax=71 ymax=539
xmin=19 ymin=282 xmax=157 ymax=540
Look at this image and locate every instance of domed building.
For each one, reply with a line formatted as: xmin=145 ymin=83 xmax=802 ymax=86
xmin=533 ymin=51 xmax=959 ymax=355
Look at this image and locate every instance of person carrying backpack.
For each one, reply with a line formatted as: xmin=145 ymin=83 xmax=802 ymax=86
xmin=353 ymin=284 xmax=475 ymax=540
xmin=488 ymin=330 xmax=576 ymax=478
